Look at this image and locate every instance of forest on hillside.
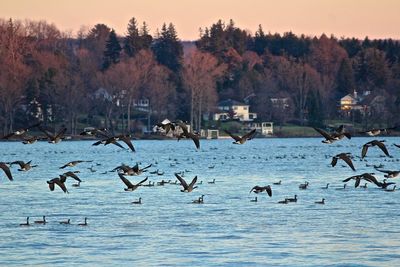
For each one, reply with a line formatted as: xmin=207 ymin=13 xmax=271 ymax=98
xmin=1 ymin=17 xmax=400 ymax=135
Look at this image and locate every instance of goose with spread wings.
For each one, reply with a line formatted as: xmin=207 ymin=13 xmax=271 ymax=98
xmin=1 ymin=122 xmax=41 ymax=139
xmin=313 ymin=127 xmax=351 ymax=144
xmin=39 ymin=126 xmax=67 ymax=144
xmin=361 ymin=140 xmax=390 ymax=159
xmin=47 ymin=176 xmax=68 ymax=193
xmin=176 ymin=121 xmax=200 ymax=149
xmin=118 ymin=173 xmax=148 ymax=191
xmin=249 ymin=185 xmax=272 ymax=196
xmin=0 ymin=162 xmax=13 ymax=181
xmin=331 ymin=153 xmax=356 ymax=171
xmin=225 ymin=129 xmax=256 ymax=144
xmin=174 ymin=173 xmax=198 ymax=192
xmin=10 ymin=160 xmax=37 ymax=171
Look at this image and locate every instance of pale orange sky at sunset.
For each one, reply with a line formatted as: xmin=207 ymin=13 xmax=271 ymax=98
xmin=1 ymin=0 xmax=399 ymax=40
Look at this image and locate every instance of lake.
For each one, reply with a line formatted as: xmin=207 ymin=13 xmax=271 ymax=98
xmin=0 ymin=137 xmax=400 ymax=266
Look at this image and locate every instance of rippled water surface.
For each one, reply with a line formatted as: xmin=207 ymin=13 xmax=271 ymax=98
xmin=1 ymin=137 xmax=400 ymax=266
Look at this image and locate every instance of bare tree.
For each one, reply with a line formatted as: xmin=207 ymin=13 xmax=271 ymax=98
xmin=182 ymin=49 xmax=226 ymax=131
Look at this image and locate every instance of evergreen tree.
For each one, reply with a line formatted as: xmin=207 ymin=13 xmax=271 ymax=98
xmin=140 ymin=22 xmax=153 ymax=49
xmin=307 ymin=90 xmax=324 ymax=127
xmin=335 ymin=58 xmax=355 ymax=96
xmin=102 ymin=29 xmax=122 ymax=70
xmin=124 ymin=17 xmax=140 ymax=57
xmin=151 ymin=23 xmax=183 ymax=72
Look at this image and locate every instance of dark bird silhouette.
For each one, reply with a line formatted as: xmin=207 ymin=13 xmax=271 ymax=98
xmin=385 ymin=185 xmax=396 ymax=192
xmin=0 ymin=162 xmax=13 ymax=181
xmin=20 ymin=217 xmax=30 ymax=226
xmin=331 ymin=153 xmax=356 ymax=171
xmin=343 ymin=173 xmax=383 ymax=188
xmin=174 ymin=173 xmax=198 ymax=192
xmin=79 ymin=127 xmax=108 ymax=137
xmin=225 ymin=129 xmax=256 ymax=144
xmin=313 ymin=127 xmax=351 ymax=144
xmin=250 ymin=197 xmax=258 ymax=202
xmin=59 ymin=219 xmax=71 ymax=224
xmin=375 ymin=168 xmax=400 ymax=178
xmin=299 ymin=181 xmax=309 ymax=189
xmin=361 ymin=140 xmax=390 ymax=159
xmin=380 ymin=179 xmax=396 ymax=189
xmin=315 ymin=198 xmax=325 ymax=204
xmin=192 ymin=195 xmax=204 ymax=204
xmin=1 ymin=122 xmax=41 ymax=139
xmin=286 ymin=195 xmax=297 ymax=202
xmin=39 ymin=126 xmax=67 ymax=143
xmin=394 ymin=144 xmax=400 ymax=148
xmin=249 ymin=185 xmax=272 ymax=197
xmin=104 ymin=134 xmax=136 ymax=152
xmin=60 ymin=160 xmax=91 ymax=169
xmin=47 ymin=177 xmax=68 ymax=193
xmin=60 ymin=171 xmax=82 ymax=183
xmin=156 ymin=122 xmax=176 ymax=134
xmin=78 ymin=217 xmax=88 ymax=226
xmin=22 ymin=135 xmax=41 ymax=144
xmin=113 ymin=163 xmax=152 ymax=176
xmin=10 ymin=160 xmax=37 ymax=171
xmin=175 ymin=122 xmax=200 ymax=149
xmin=118 ymin=173 xmax=148 ymax=191
xmin=358 ymin=126 xmax=398 ymax=136
xmin=273 ymin=180 xmax=282 ymax=185
xmin=34 ymin=216 xmax=46 ymax=224
xmin=131 ymin=198 xmax=142 ymax=204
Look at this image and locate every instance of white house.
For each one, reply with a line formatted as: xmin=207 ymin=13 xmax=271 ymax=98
xmin=213 ymin=99 xmax=257 ymax=122
xmin=340 ymin=90 xmax=369 ymax=115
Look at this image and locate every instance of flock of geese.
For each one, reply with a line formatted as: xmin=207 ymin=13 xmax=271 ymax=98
xmin=0 ymin=121 xmax=399 ymax=227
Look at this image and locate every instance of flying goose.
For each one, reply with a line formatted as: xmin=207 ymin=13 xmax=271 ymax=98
xmin=1 ymin=122 xmax=41 ymax=139
xmin=20 ymin=217 xmax=30 ymax=226
xmin=39 ymin=126 xmax=67 ymax=143
xmin=249 ymin=185 xmax=272 ymax=197
xmin=313 ymin=127 xmax=351 ymax=144
xmin=118 ymin=173 xmax=148 ymax=191
xmin=343 ymin=173 xmax=382 ymax=188
xmin=331 ymin=153 xmax=356 ymax=171
xmin=361 ymin=140 xmax=390 ymax=159
xmin=10 ymin=160 xmax=38 ymax=171
xmin=358 ymin=126 xmax=398 ymax=136
xmin=175 ymin=122 xmax=200 ymax=149
xmin=174 ymin=173 xmax=198 ymax=192
xmin=79 ymin=128 xmax=108 ymax=137
xmin=60 ymin=171 xmax=82 ymax=183
xmin=22 ymin=135 xmax=41 ymax=144
xmin=47 ymin=177 xmax=68 ymax=193
xmin=34 ymin=216 xmax=46 ymax=224
xmin=60 ymin=160 xmax=92 ymax=169
xmin=104 ymin=134 xmax=136 ymax=152
xmin=375 ymin=168 xmax=400 ymax=178
xmin=0 ymin=162 xmax=13 ymax=181
xmin=225 ymin=129 xmax=256 ymax=144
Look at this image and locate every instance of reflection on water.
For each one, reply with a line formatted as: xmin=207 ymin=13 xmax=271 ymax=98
xmin=1 ymin=137 xmax=400 ymax=266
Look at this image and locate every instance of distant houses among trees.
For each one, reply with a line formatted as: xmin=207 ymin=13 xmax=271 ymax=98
xmin=1 ymin=17 xmax=400 ymax=136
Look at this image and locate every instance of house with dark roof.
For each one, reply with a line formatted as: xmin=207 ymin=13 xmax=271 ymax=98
xmin=213 ymin=99 xmax=257 ymax=121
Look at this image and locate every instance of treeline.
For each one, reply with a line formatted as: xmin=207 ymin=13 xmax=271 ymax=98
xmin=1 ymin=18 xmax=400 ymax=135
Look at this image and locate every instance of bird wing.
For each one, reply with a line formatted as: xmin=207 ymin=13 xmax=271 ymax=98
xmin=188 ymin=176 xmax=198 ymax=188
xmin=313 ymin=127 xmax=332 ymax=140
xmin=187 ymin=133 xmax=200 ymax=149
xmin=361 ymin=144 xmax=369 ymax=159
xmin=0 ymin=163 xmax=13 ymax=181
xmin=120 ymin=136 xmax=135 ymax=152
xmin=11 ymin=161 xmax=25 ymax=168
xmin=136 ymin=177 xmax=149 ymax=186
xmin=355 ymin=177 xmax=361 ymax=188
xmin=54 ymin=179 xmax=68 ymax=193
xmin=140 ymin=164 xmax=152 ymax=171
xmin=132 ymin=163 xmax=139 ymax=172
xmin=1 ymin=132 xmax=15 ymax=139
xmin=342 ymin=175 xmax=359 ymax=183
xmin=48 ymin=182 xmax=55 ymax=191
xmin=394 ymin=144 xmax=400 ymax=148
xmin=174 ymin=173 xmax=188 ymax=189
xmin=119 ymin=173 xmax=134 ymax=188
xmin=59 ymin=164 xmax=68 ymax=169
xmin=341 ymin=155 xmax=356 ymax=171
xmin=55 ymin=127 xmax=67 ymax=139
xmin=343 ymin=132 xmax=352 ymax=139
xmin=375 ymin=168 xmax=391 ymax=174
xmin=63 ymin=171 xmax=82 ymax=182
xmin=265 ymin=185 xmax=272 ymax=197
xmin=92 ymin=140 xmax=103 ymax=146
xmin=331 ymin=157 xmax=338 ymax=167
xmin=362 ymin=173 xmax=381 ymax=187
xmin=375 ymin=141 xmax=390 ymax=157
xmin=111 ymin=141 xmax=125 ymax=149
xmin=224 ymin=130 xmax=241 ymax=142
xmin=243 ymin=129 xmax=257 ymax=140
xmin=38 ymin=126 xmax=54 ymax=139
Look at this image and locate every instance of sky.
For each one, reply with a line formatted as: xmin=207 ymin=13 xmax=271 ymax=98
xmin=1 ymin=0 xmax=399 ymax=40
